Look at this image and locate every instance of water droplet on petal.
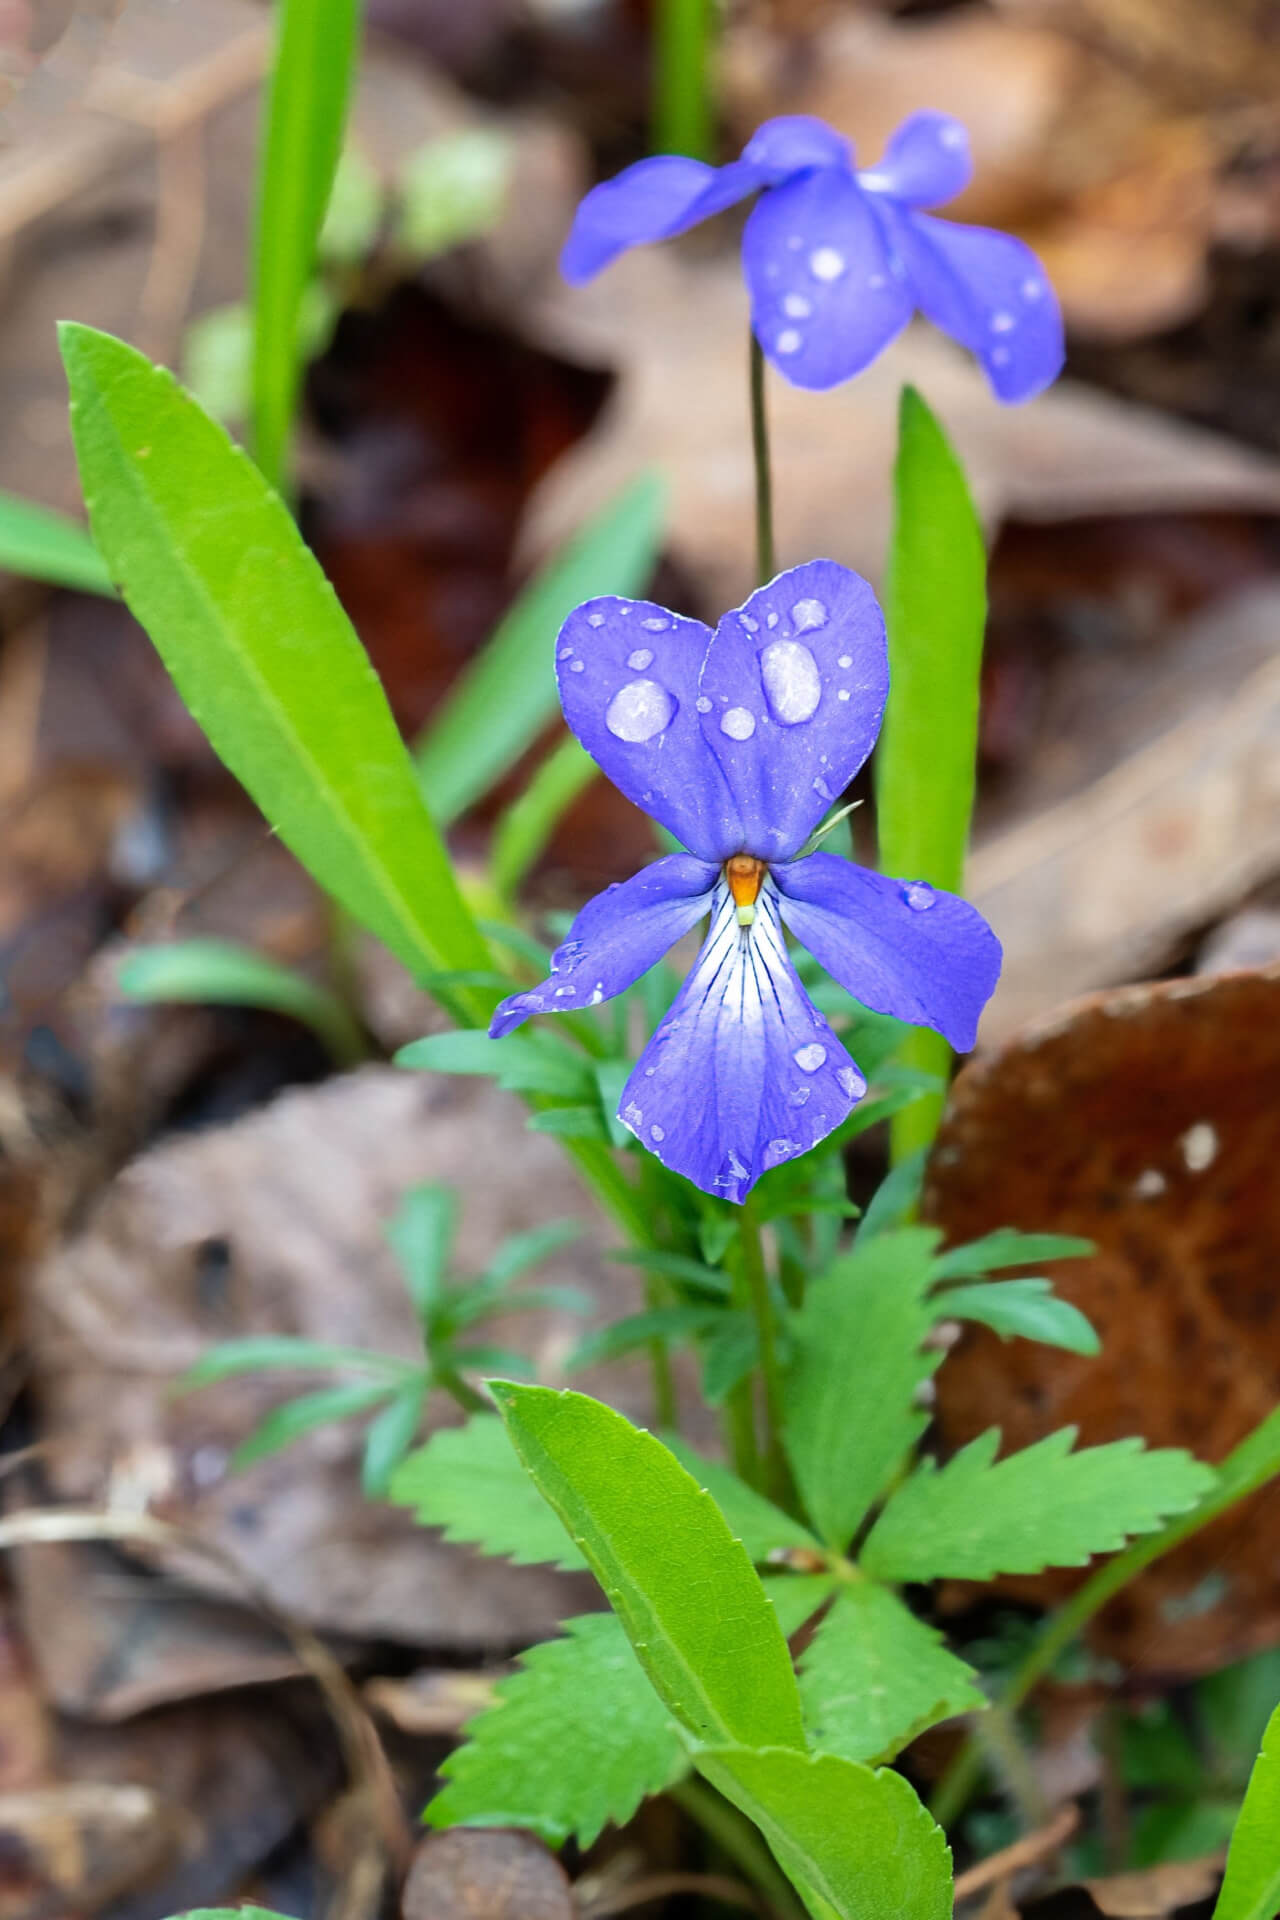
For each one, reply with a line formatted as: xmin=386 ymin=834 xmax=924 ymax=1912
xmin=812 ymin=776 xmax=832 ymax=801
xmin=902 ymin=880 xmax=937 ymax=911
xmin=558 ymin=646 xmax=574 ymax=660
xmin=761 ymin=638 xmax=822 ymax=724
xmin=837 ymin=1066 xmax=862 ymax=1098
xmin=777 ymin=329 xmax=802 ymax=355
xmin=624 ymin=1102 xmax=643 ymax=1127
xmin=764 ymin=1138 xmax=799 ymax=1167
xmin=740 ymin=613 xmax=759 ymax=633
xmin=809 ymin=247 xmax=846 ymax=281
xmin=588 ymin=987 xmax=603 ymax=1005
xmin=627 ymin=648 xmax=654 ymax=670
xmin=837 ymin=654 xmax=852 ymax=668
xmin=586 ymin=612 xmax=605 ymax=628
xmin=837 ymin=689 xmax=850 ymax=701
xmin=939 ymin=123 xmax=966 ymax=150
xmin=791 ymin=598 xmax=827 ymax=633
xmin=1021 ymin=275 xmax=1044 ymax=301
xmin=606 ymin=679 xmax=675 ymax=743
xmin=695 ymin=695 xmax=713 ymax=713
xmin=783 ymin=293 xmax=812 ymax=319
xmin=991 ymin=310 xmax=1015 ymax=333
xmin=766 ymin=612 xmax=778 ymax=629
xmin=649 ymin=1123 xmax=665 ymax=1142
xmin=642 ymin=615 xmax=670 ymax=632
xmin=793 ymin=1043 xmax=827 ymax=1073
xmin=720 ymin=706 xmax=756 ymax=741
xmin=788 ymin=1085 xmax=811 ymax=1107
xmin=570 ymin=659 xmax=585 ymax=672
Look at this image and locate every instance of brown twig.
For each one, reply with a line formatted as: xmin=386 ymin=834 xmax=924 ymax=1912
xmin=953 ymin=1803 xmax=1080 ymax=1904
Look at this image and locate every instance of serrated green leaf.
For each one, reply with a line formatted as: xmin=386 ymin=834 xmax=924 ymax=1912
xmin=1214 ymin=1702 xmax=1280 ymax=1920
xmin=389 ymin=1413 xmax=586 ymax=1571
xmin=693 ymin=1746 xmax=952 ymax=1920
xmin=568 ymin=1306 xmax=725 ymax=1372
xmin=396 ymin=1029 xmax=591 ymax=1099
xmin=362 ymin=1381 xmax=427 ymax=1497
xmin=932 ymin=1229 xmax=1095 ymax=1280
xmin=428 ymin=1612 xmax=688 ymax=1847
xmin=60 ymin=325 xmax=491 ymax=1013
xmin=934 ymin=1279 xmax=1101 ymax=1356
xmin=800 ymin=1584 xmax=985 ymax=1765
xmin=117 ymin=938 xmax=366 ymax=1066
xmin=783 ymin=1228 xmax=941 ymax=1551
xmin=764 ymin=1574 xmax=839 ymax=1638
xmin=385 ymin=1184 xmax=457 ymax=1326
xmin=0 ymin=489 xmax=114 ymax=595
xmin=862 ymin=1428 xmax=1218 ymax=1583
xmin=664 ymin=1438 xmax=822 ymax=1564
xmin=233 ymin=1381 xmax=394 ymax=1468
xmin=492 ymin=1383 xmax=806 ymax=1751
xmin=482 ymin=1221 xmax=581 ymax=1290
xmin=180 ymin=1337 xmax=414 ymax=1389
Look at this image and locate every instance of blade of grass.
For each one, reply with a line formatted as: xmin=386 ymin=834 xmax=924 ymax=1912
xmin=491 ymin=733 xmax=597 ymax=899
xmin=0 ymin=491 xmax=115 ymax=596
xmin=117 ymin=938 xmax=367 ymax=1065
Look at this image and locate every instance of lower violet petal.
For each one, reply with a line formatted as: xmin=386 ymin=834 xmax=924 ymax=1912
xmin=618 ymin=883 xmax=866 ymax=1203
xmin=774 ymin=851 xmax=1002 ymax=1052
xmin=490 ymin=855 xmax=716 ymax=1038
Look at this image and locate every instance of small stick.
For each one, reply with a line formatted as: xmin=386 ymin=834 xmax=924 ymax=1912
xmin=952 ymin=1802 xmax=1079 ymax=1903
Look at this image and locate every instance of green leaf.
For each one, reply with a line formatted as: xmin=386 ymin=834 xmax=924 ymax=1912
xmin=699 ymin=1314 xmax=759 ymax=1405
xmin=385 ymin=1184 xmax=457 ymax=1325
xmin=250 ymin=0 xmax=361 ymax=490
xmin=318 ymin=144 xmax=384 ymax=269
xmin=693 ymin=1747 xmax=952 ymax=1920
xmin=396 ymin=1029 xmax=591 ymax=1099
xmin=482 ymin=1220 xmax=581 ymax=1290
xmin=60 ymin=325 xmax=492 ymax=1011
xmin=862 ymin=1428 xmax=1218 ymax=1583
xmin=935 ymin=1279 xmax=1101 ymax=1356
xmin=427 ymin=1612 xmax=689 ymax=1847
xmin=783 ymin=1229 xmax=942 ymax=1551
xmin=117 ymin=938 xmax=365 ymax=1066
xmin=799 ymin=1585 xmax=985 ymax=1764
xmin=233 ymin=1381 xmax=394 ymax=1468
xmin=609 ymin=1249 xmax=732 ymax=1297
xmin=173 ymin=1909 xmax=289 ymax=1920
xmin=1200 ymin=1649 xmax=1280 ymax=1786
xmin=183 ymin=288 xmax=337 ymax=428
xmin=388 ymin=1413 xmax=586 ymax=1571
xmin=932 ymin=1229 xmax=1095 ymax=1280
xmin=664 ymin=1437 xmax=823 ymax=1564
xmin=567 ymin=1306 xmax=726 ymax=1372
xmin=492 ymin=734 xmax=598 ymax=899
xmin=1214 ymin=1702 xmax=1280 ymax=1920
xmin=394 ymin=127 xmax=513 ymax=262
xmin=492 ymin=1382 xmax=806 ymax=1751
xmin=0 ymin=489 xmax=114 ymax=595
xmin=857 ymin=1151 xmax=929 ymax=1241
xmin=876 ymin=386 xmax=987 ymax=1160
xmin=361 ymin=1380 xmax=427 ymax=1497
xmin=527 ymin=1105 xmax=611 ymax=1143
xmin=180 ymin=1337 xmax=414 ymax=1388
xmin=414 ymin=473 xmax=664 ymax=825
xmin=765 ymin=1573 xmax=839 ymax=1639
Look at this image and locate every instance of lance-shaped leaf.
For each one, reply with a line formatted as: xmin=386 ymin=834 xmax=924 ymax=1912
xmin=1213 ymin=1701 xmax=1280 ymax=1920
xmin=389 ymin=1414 xmax=587 ymax=1571
xmin=799 ymin=1583 xmax=984 ymax=1764
xmin=861 ymin=1427 xmax=1217 ymax=1583
xmin=694 ymin=1746 xmax=952 ymax=1920
xmin=931 ymin=1228 xmax=1094 ymax=1280
xmin=783 ymin=1228 xmax=941 ymax=1550
xmin=492 ymin=1382 xmax=806 ymax=1751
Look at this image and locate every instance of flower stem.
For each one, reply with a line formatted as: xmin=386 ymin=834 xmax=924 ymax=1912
xmin=738 ymin=1202 xmax=790 ymax=1504
xmin=652 ymin=0 xmax=715 ymax=161
xmin=749 ymin=331 xmax=776 ymax=586
xmin=671 ymin=1778 xmax=805 ymax=1917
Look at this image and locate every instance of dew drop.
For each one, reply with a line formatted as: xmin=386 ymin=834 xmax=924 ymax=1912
xmin=650 ymin=1123 xmax=665 ymax=1142
xmin=939 ymin=123 xmax=966 ymax=150
xmin=812 ymin=776 xmax=832 ymax=801
xmin=777 ymin=328 xmax=803 ymax=355
xmin=720 ymin=706 xmax=756 ymax=741
xmin=627 ymin=648 xmax=654 ymax=671
xmin=809 ymin=246 xmax=846 ymax=281
xmin=791 ymin=598 xmax=827 ymax=632
xmin=991 ymin=310 xmax=1016 ymax=333
xmin=764 ymin=1138 xmax=799 ymax=1167
xmin=586 ymin=612 xmax=605 ymax=628
xmin=761 ymin=638 xmax=822 ymax=724
xmin=782 ymin=293 xmax=812 ymax=319
xmin=606 ymin=679 xmax=675 ymax=742
xmin=838 ymin=689 xmax=851 ymax=701
xmin=740 ymin=613 xmax=759 ymax=633
xmin=570 ymin=659 xmax=586 ymax=672
xmin=642 ymin=615 xmax=670 ymax=632
xmin=695 ymin=696 xmax=713 ymax=713
xmin=786 ymin=234 xmax=803 ymax=251
xmin=788 ymin=1086 xmax=811 ymax=1107
xmin=837 ymin=1066 xmax=862 ymax=1098
xmin=837 ymin=654 xmax=852 ymax=668
xmin=902 ymin=880 xmax=936 ymax=911
xmin=766 ymin=612 xmax=778 ymax=629
xmin=588 ymin=987 xmax=603 ymax=1005
xmin=623 ymin=1102 xmax=643 ymax=1127
xmin=793 ymin=1043 xmax=827 ymax=1073
xmin=1021 ymin=275 xmax=1044 ymax=301
xmin=558 ymin=646 xmax=574 ymax=660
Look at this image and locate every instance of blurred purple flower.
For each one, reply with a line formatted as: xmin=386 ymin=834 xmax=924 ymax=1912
xmin=561 ymin=111 xmax=1062 ymax=403
xmin=491 ymin=561 xmax=1001 ymax=1204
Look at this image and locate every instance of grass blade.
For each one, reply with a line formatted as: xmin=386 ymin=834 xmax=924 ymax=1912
xmin=0 ymin=491 xmax=114 ymax=596
xmin=117 ymin=938 xmax=366 ymax=1065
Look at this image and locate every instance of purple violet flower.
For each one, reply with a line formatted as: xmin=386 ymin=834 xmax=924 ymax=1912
xmin=491 ymin=560 xmax=1002 ymax=1204
xmin=560 ymin=111 xmax=1063 ymax=403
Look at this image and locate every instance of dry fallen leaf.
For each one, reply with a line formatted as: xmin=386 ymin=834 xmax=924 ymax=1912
xmin=1084 ymin=1854 xmax=1224 ymax=1918
xmin=928 ymin=965 xmax=1280 ymax=1675
xmin=401 ymin=1828 xmax=574 ymax=1920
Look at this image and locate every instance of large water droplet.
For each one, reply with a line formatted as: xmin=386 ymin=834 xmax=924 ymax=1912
xmin=720 ymin=706 xmax=756 ymax=741
xmin=627 ymin=648 xmax=654 ymax=671
xmin=788 ymin=1085 xmax=811 ymax=1108
xmin=761 ymin=638 xmax=822 ymax=724
xmin=606 ymin=679 xmax=675 ymax=743
xmin=642 ymin=615 xmax=670 ymax=632
xmin=837 ymin=653 xmax=852 ymax=668
xmin=837 ymin=1066 xmax=862 ymax=1098
xmin=791 ymin=598 xmax=827 ymax=632
xmin=793 ymin=1042 xmax=827 ymax=1073
xmin=902 ymin=880 xmax=936 ymax=911
xmin=809 ymin=246 xmax=846 ymax=281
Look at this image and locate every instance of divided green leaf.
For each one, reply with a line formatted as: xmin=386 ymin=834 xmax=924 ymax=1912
xmin=932 ymin=1229 xmax=1095 ymax=1280
xmin=389 ymin=1414 xmax=586 ymax=1571
xmin=934 ymin=1279 xmax=1100 ymax=1356
xmin=799 ymin=1584 xmax=985 ymax=1764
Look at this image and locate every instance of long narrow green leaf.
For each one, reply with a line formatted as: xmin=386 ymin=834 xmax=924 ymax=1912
xmin=876 ymin=387 xmax=987 ymax=1159
xmin=0 ymin=490 xmax=114 ymax=595
xmin=234 ymin=1380 xmax=393 ymax=1467
xmin=60 ymin=324 xmax=491 ymax=1015
xmin=117 ymin=938 xmax=366 ymax=1065
xmin=492 ymin=733 xmax=598 ymax=898
xmin=492 ymin=1382 xmax=806 ymax=1751
xmin=250 ymin=0 xmax=362 ymax=491
xmin=415 ymin=474 xmax=665 ymax=825
xmin=1213 ymin=1703 xmax=1280 ymax=1920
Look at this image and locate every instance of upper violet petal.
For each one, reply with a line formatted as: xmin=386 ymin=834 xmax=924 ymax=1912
xmin=696 ymin=560 xmax=888 ymax=860
xmin=859 ymin=111 xmax=972 ymax=209
xmin=490 ymin=854 xmax=716 ymax=1038
xmin=773 ymin=852 xmax=1002 ymax=1051
xmin=560 ymin=155 xmax=767 ymax=283
xmin=742 ymin=168 xmax=912 ymax=390
xmin=617 ymin=882 xmax=865 ymax=1203
xmin=557 ymin=595 xmax=743 ymax=861
xmin=741 ymin=114 xmax=854 ymax=181
xmin=878 ymin=202 xmax=1064 ymax=402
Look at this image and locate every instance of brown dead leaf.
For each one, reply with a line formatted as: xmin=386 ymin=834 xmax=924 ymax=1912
xmin=401 ymin=1828 xmax=574 ymax=1920
xmin=1084 ymin=1855 xmax=1224 ymax=1918
xmin=928 ymin=965 xmax=1280 ymax=1675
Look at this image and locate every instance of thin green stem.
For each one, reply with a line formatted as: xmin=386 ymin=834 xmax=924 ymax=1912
xmin=671 ymin=1778 xmax=804 ymax=1919
xmin=644 ymin=1273 xmax=679 ymax=1432
xmin=739 ymin=1203 xmax=789 ymax=1503
xmin=652 ymin=0 xmax=715 ymax=161
xmin=930 ymin=1402 xmax=1280 ymax=1829
xmin=749 ymin=332 xmax=776 ymax=586
xmin=722 ymin=1377 xmax=762 ymax=1493
xmin=437 ymin=1368 xmax=489 ymax=1416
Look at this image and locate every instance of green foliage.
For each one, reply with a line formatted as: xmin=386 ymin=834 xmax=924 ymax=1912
xmin=116 ymin=938 xmax=366 ymax=1066
xmin=862 ymin=1427 xmax=1218 ymax=1582
xmin=492 ymin=734 xmax=598 ymax=900
xmin=0 ymin=489 xmax=114 ymax=595
xmin=934 ymin=1279 xmax=1100 ymax=1356
xmin=414 ymin=474 xmax=665 ymax=826
xmin=664 ymin=1438 xmax=823 ymax=1563
xmin=182 ymin=1338 xmax=413 ymax=1387
xmin=782 ymin=1228 xmax=941 ymax=1550
xmin=1213 ymin=1703 xmax=1280 ymax=1920
xmin=396 ymin=1029 xmax=594 ymax=1100
xmin=693 ymin=1747 xmax=953 ymax=1920
xmin=384 ymin=1184 xmax=457 ymax=1323
xmin=492 ymin=1383 xmax=806 ymax=1750
xmin=233 ymin=1381 xmax=392 ymax=1467
xmin=428 ymin=1613 xmax=688 ymax=1846
xmin=799 ymin=1584 xmax=984 ymax=1764
xmin=250 ymin=0 xmax=362 ymax=490
xmin=394 ymin=128 xmax=513 ymax=260
xmin=60 ymin=325 xmax=491 ymax=1015
xmin=931 ymin=1229 xmax=1095 ymax=1279
xmin=390 ymin=1413 xmax=587 ymax=1571
xmin=876 ymin=385 xmax=988 ymax=1158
